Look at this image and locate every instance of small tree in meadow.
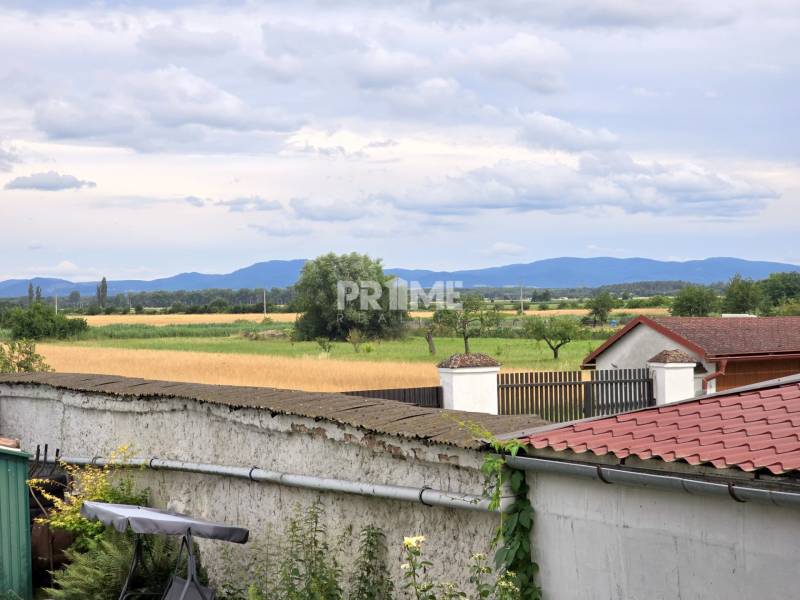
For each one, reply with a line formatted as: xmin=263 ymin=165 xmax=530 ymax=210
xmin=586 ymin=292 xmax=615 ymax=325
xmin=435 ymin=294 xmax=500 ymax=354
xmin=523 ymin=316 xmax=579 ymax=360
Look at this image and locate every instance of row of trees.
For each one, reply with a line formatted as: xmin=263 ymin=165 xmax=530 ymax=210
xmin=290 ymin=253 xmax=607 ymax=358
xmin=670 ymin=272 xmax=800 ymax=316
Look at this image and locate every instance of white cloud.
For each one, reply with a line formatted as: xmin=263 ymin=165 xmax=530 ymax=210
xmin=484 ymin=242 xmax=526 ymax=257
xmin=184 ymin=195 xmax=210 ymax=207
xmin=138 ymin=24 xmax=238 ymax=56
xmin=33 ymin=66 xmax=300 ymax=152
xmin=217 ymin=196 xmax=282 ymax=212
xmin=452 ymin=33 xmax=568 ymax=92
xmin=0 ymin=143 xmax=20 ymax=172
xmin=387 ymin=153 xmax=776 ymax=217
xmin=428 ymin=0 xmax=739 ymax=29
xmin=4 ymin=171 xmax=96 ymax=191
xmin=518 ymin=112 xmax=618 ymax=151
xmin=289 ymin=197 xmax=367 ymax=222
xmin=249 ymin=222 xmax=312 ymax=237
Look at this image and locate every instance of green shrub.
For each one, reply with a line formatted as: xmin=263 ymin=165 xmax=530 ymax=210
xmin=4 ymin=303 xmax=88 ymax=340
xmin=0 ymin=339 xmax=51 ymax=373
xmin=29 ymin=446 xmax=149 ymax=551
xmin=44 ymin=531 xmax=205 ymax=600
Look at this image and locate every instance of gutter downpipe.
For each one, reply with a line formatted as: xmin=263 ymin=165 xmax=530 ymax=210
xmin=506 ymin=455 xmax=800 ymax=508
xmin=38 ymin=455 xmax=512 ymax=513
xmin=702 ymin=358 xmax=728 ymax=391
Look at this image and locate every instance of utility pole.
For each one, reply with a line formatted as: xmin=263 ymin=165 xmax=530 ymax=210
xmin=263 ymin=288 xmax=267 ymax=316
xmin=54 ymin=294 xmax=58 ymax=313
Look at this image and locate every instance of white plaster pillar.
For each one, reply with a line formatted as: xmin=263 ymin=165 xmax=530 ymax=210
xmin=647 ymin=357 xmax=697 ymax=405
xmin=437 ymin=354 xmax=501 ymax=414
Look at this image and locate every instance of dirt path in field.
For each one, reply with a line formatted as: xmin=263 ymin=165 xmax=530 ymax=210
xmin=37 ymin=344 xmax=439 ymax=392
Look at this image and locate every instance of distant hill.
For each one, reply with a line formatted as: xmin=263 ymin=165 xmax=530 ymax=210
xmin=1 ymin=257 xmax=798 ymax=298
xmin=386 ymin=257 xmax=800 ymax=288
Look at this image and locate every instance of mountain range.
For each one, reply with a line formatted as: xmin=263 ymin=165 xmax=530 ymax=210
xmin=1 ymin=257 xmax=798 ymax=298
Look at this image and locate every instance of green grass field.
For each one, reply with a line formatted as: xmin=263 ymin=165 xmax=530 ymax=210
xmin=52 ymin=332 xmax=603 ymax=370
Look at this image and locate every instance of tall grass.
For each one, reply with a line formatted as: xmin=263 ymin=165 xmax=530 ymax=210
xmin=79 ymin=321 xmax=288 ymax=340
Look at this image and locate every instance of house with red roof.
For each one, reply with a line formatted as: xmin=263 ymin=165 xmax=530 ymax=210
xmin=583 ymin=315 xmax=800 ymax=393
xmin=505 ymin=374 xmax=800 ymax=599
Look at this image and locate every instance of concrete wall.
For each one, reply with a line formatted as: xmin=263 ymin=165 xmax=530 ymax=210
xmin=595 ymin=325 xmax=715 ymax=394
xmin=0 ymin=383 xmax=498 ymax=589
xmin=529 ymin=470 xmax=798 ymax=600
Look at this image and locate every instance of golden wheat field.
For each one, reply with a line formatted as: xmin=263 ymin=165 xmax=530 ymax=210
xmin=407 ymin=307 xmax=669 ymax=319
xmin=37 ymin=344 xmax=439 ymax=392
xmin=79 ymin=306 xmax=668 ymax=327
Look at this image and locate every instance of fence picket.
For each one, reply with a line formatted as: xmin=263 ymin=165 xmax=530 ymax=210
xmin=497 ymin=367 xmax=654 ymax=421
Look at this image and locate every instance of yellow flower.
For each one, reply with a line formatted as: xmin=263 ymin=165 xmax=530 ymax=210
xmin=403 ymin=535 xmax=426 ymax=549
xmin=400 ymin=563 xmax=410 ymax=571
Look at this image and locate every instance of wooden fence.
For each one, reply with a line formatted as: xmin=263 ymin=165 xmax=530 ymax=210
xmin=498 ymin=368 xmax=653 ymax=422
xmin=344 ymin=386 xmax=443 ymax=408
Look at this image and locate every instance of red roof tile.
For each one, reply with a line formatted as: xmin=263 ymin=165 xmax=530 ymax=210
xmin=583 ymin=316 xmax=800 ymax=366
xmin=521 ymin=380 xmax=800 ymax=475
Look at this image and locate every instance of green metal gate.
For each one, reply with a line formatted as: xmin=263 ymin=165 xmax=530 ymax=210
xmin=0 ymin=445 xmax=32 ymax=600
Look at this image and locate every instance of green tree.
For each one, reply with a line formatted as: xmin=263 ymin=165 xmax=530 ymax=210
xmin=776 ymin=300 xmax=800 ymax=316
xmin=27 ymin=281 xmax=34 ymax=306
xmin=6 ymin=303 xmax=88 ymax=340
xmin=670 ymin=285 xmax=719 ymax=316
xmin=294 ymin=253 xmax=406 ymax=341
xmin=35 ymin=285 xmax=42 ymax=302
xmin=67 ymin=290 xmax=81 ymax=306
xmin=586 ymin=291 xmax=615 ymax=325
xmin=0 ymin=339 xmax=51 ymax=373
xmin=760 ymin=272 xmax=800 ymax=306
xmin=723 ymin=274 xmax=762 ymax=314
xmin=434 ymin=294 xmax=500 ymax=354
xmin=96 ymin=276 xmax=108 ymax=308
xmin=523 ymin=316 xmax=580 ymax=360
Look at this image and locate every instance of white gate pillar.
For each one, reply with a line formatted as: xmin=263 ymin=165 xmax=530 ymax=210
xmin=437 ymin=354 xmax=501 ymax=415
xmin=647 ymin=349 xmax=697 ymax=405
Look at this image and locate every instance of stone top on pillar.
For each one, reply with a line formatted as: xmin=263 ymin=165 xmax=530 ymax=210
xmin=647 ymin=349 xmax=696 ymax=365
xmin=437 ymin=353 xmax=501 ymax=370
xmin=437 ymin=353 xmax=501 ymax=415
xmin=647 ymin=349 xmax=697 ymax=406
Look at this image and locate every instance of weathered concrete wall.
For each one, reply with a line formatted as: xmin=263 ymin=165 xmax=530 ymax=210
xmin=0 ymin=383 xmax=498 ymax=588
xmin=529 ymin=470 xmax=798 ymax=600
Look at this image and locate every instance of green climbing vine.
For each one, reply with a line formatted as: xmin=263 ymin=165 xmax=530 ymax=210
xmin=462 ymin=421 xmax=541 ymax=600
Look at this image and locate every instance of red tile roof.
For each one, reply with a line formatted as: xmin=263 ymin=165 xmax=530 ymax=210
xmin=521 ymin=379 xmax=800 ymax=474
xmin=583 ymin=316 xmax=800 ymax=366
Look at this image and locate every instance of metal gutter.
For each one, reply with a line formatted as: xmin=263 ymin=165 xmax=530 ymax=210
xmin=38 ymin=455 xmax=511 ymax=513
xmin=702 ymin=358 xmax=727 ymax=391
xmin=506 ymin=455 xmax=800 ymax=508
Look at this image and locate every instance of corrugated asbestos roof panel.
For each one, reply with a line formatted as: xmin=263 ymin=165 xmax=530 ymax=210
xmin=0 ymin=372 xmax=548 ymax=450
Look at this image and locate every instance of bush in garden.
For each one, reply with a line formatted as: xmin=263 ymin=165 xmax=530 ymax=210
xmin=0 ymin=339 xmax=51 ymax=373
xmin=44 ymin=531 xmax=206 ymax=600
xmin=28 ymin=445 xmax=149 ymax=551
xmin=218 ymin=502 xmax=523 ymax=600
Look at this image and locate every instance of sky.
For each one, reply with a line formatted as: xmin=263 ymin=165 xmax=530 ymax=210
xmin=0 ymin=0 xmax=798 ymax=281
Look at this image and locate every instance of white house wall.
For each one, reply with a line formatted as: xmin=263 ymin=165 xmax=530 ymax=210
xmin=594 ymin=324 xmax=716 ymax=394
xmin=529 ymin=470 xmax=798 ymax=600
